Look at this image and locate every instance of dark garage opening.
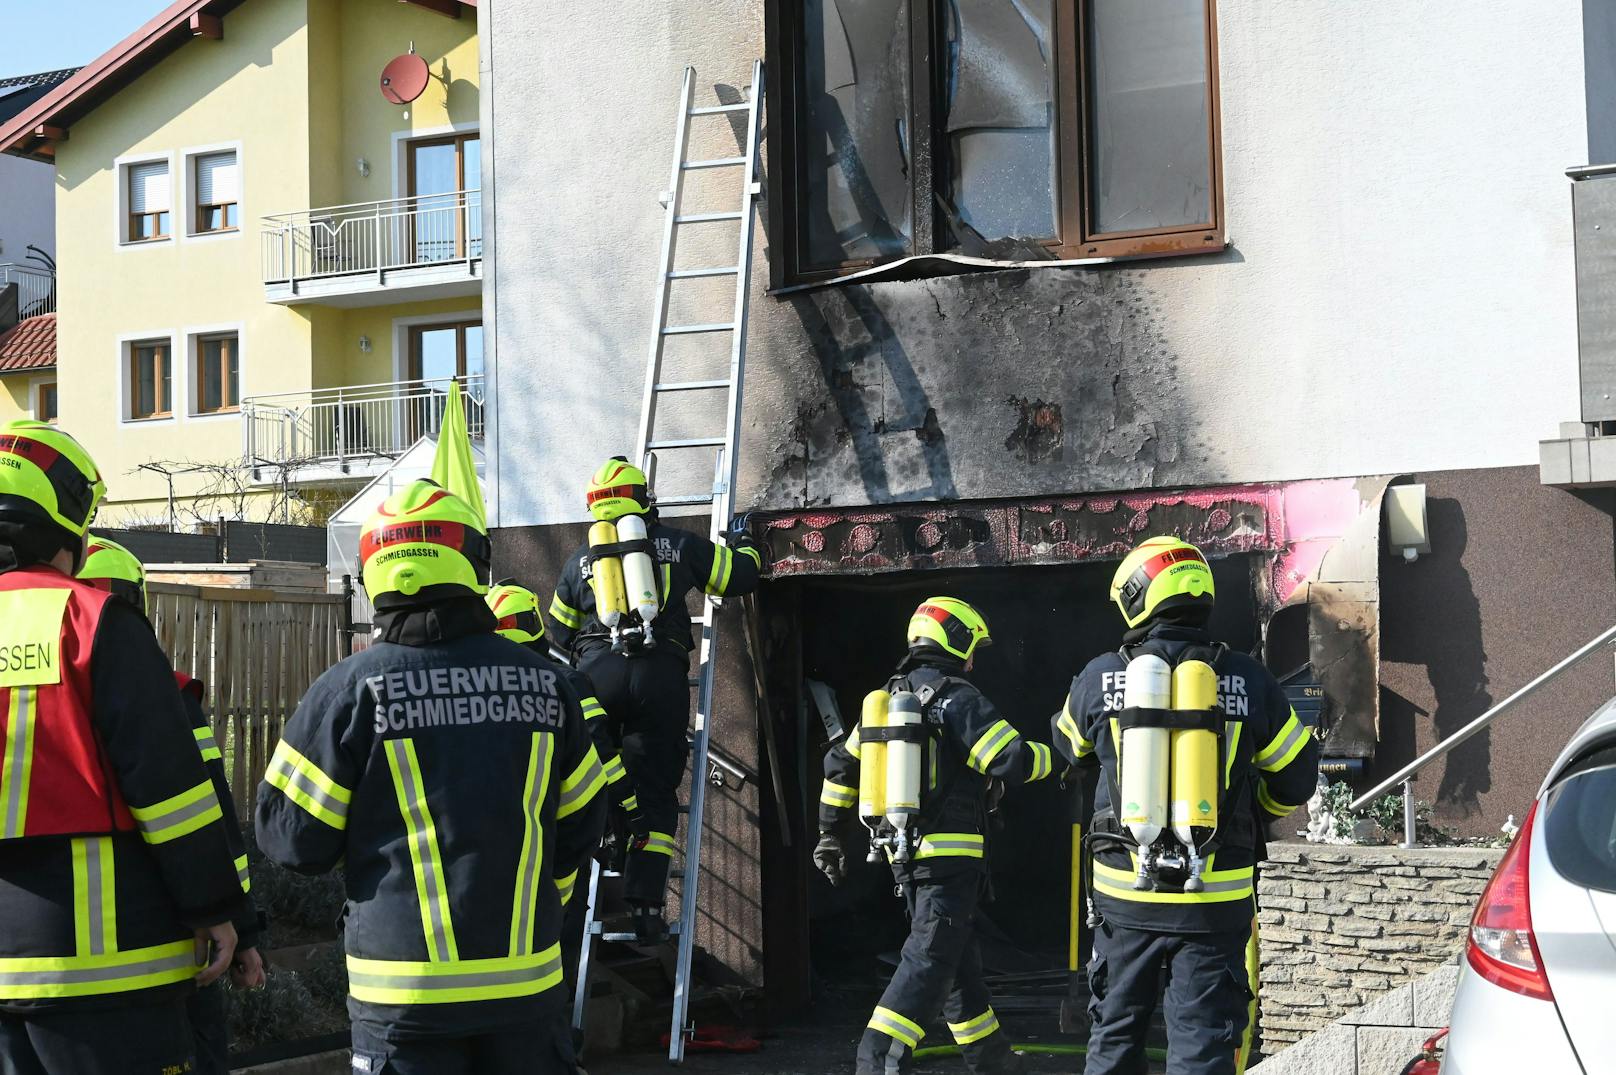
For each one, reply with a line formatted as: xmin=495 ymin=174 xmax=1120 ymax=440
xmin=765 ymin=553 xmax=1262 ymax=996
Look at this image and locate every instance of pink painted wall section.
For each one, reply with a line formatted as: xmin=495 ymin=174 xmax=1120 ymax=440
xmin=1269 ymin=478 xmax=1384 ymax=606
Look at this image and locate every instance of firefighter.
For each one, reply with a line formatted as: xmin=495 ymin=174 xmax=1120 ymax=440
xmin=1052 ymin=537 xmax=1319 ymax=1075
xmin=487 ymin=580 xmax=634 ymax=892
xmin=546 ymin=456 xmax=763 ymax=942
xmin=256 ymin=480 xmax=607 ymax=1074
xmin=814 ymin=597 xmax=1054 ymax=1075
xmin=0 ymin=420 xmax=244 ymax=1073
xmin=78 ymin=534 xmax=267 ymax=1073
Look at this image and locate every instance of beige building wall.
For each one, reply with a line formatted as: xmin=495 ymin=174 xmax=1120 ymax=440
xmin=50 ymin=0 xmax=479 ymax=523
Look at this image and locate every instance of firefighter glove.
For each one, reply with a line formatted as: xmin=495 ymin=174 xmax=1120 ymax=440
xmin=813 ymin=832 xmax=846 ymax=887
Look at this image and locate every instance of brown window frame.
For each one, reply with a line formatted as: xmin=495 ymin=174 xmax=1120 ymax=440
xmin=35 ymin=381 xmax=57 ymax=424
xmin=129 ymin=341 xmax=172 ymax=420
xmin=406 ymin=132 xmax=480 ymax=262
xmin=407 ymin=319 xmax=483 ymax=382
xmin=127 ymin=210 xmax=170 ymax=243
xmin=764 ymin=0 xmax=1224 ymax=287
xmin=125 ymin=161 xmax=172 ymax=243
xmin=193 ymin=150 xmax=239 ymax=235
xmin=194 ymin=332 xmax=239 ymax=414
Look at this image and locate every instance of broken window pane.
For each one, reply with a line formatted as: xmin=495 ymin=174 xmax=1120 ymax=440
xmin=942 ymin=0 xmax=1057 ymax=245
xmin=801 ymin=0 xmax=913 ymax=266
xmin=1086 ymin=0 xmax=1213 ymax=234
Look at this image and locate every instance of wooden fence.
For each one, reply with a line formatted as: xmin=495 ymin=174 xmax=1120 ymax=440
xmin=148 ymin=582 xmax=349 ymax=813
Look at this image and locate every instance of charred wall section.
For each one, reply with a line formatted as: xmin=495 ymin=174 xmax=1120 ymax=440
xmin=1373 ymin=466 xmax=1616 ymax=836
xmin=741 ymin=266 xmax=1218 ymax=511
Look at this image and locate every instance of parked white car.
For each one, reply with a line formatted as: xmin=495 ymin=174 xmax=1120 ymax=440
xmin=1441 ymin=698 xmax=1616 ymax=1073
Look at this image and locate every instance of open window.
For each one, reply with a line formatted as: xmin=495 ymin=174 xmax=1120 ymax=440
xmin=766 ymin=0 xmax=1223 ymax=286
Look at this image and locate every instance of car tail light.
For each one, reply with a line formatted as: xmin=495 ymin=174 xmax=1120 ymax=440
xmin=1466 ymin=800 xmax=1553 ymax=1001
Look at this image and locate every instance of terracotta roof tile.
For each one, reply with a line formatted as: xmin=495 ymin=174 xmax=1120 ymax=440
xmin=0 ymin=315 xmax=56 ymax=373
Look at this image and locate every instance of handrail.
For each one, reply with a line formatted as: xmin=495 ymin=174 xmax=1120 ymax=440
xmin=1566 ymin=163 xmax=1616 ymax=180
xmin=261 ymin=189 xmax=482 ymax=224
xmin=243 ymin=374 xmax=484 ymax=408
xmin=1351 ymin=623 xmax=1616 ymax=810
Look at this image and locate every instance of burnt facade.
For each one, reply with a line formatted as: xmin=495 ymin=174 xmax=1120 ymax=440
xmin=482 ymin=0 xmax=1615 ymax=1007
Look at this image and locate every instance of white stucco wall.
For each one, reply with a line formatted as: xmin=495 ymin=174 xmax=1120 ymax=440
xmin=0 ymin=154 xmax=55 ymax=263
xmin=485 ymin=1 xmax=1593 ymax=528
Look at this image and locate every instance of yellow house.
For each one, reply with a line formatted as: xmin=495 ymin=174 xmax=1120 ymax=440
xmin=0 ymin=0 xmax=481 ymax=525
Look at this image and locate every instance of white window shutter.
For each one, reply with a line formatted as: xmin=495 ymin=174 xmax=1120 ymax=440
xmin=128 ymin=161 xmax=170 ymax=214
xmin=195 ymin=151 xmax=238 ymax=205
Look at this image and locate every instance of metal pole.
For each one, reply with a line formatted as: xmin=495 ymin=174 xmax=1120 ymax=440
xmin=1352 ymin=623 xmax=1616 ymax=810
xmin=1402 ymin=780 xmax=1416 ymax=849
xmin=341 ymin=574 xmax=355 ymax=657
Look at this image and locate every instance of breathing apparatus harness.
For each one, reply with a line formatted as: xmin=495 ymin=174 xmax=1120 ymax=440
xmin=1084 ymin=640 xmax=1253 ymax=925
xmin=584 ymin=532 xmax=658 ymax=654
xmin=858 ymin=665 xmax=979 ymax=869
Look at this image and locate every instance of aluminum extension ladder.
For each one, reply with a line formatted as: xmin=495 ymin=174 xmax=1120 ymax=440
xmin=571 ymin=60 xmax=764 ymax=1065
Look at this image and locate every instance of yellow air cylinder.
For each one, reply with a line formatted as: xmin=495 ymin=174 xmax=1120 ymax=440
xmin=587 ymin=520 xmax=629 ymax=629
xmin=1170 ymin=659 xmax=1220 ymax=850
xmin=1119 ymin=654 xmax=1172 ymax=851
xmin=857 ymin=690 xmax=890 ymax=824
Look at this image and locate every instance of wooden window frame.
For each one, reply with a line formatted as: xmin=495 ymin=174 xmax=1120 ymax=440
xmin=34 ymin=381 xmax=57 ymax=424
xmin=127 ymin=210 xmax=170 ymax=243
xmin=125 ymin=161 xmax=172 ymax=244
xmin=407 ymin=319 xmax=482 ymax=382
xmin=764 ymin=0 xmax=1224 ymax=287
xmin=406 ymin=132 xmax=480 ymax=262
xmin=195 ymin=332 xmax=239 ymax=414
xmin=129 ymin=341 xmax=172 ymax=420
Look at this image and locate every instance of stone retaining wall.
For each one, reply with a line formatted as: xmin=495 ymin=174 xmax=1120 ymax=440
xmin=1256 ymin=842 xmax=1502 ymax=1051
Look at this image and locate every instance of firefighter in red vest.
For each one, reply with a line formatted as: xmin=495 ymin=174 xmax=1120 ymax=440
xmin=79 ymin=534 xmax=266 ymax=1073
xmin=0 ymin=421 xmax=245 ymax=1073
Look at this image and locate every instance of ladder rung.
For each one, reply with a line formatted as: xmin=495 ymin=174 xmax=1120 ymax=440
xmin=683 ymin=156 xmax=745 ymax=170
xmin=675 ymin=211 xmax=743 ymax=224
xmin=662 ymin=322 xmax=735 ymax=335
xmin=689 ymin=102 xmax=750 ymax=115
xmin=655 ymin=378 xmax=731 ymax=393
xmin=647 ymin=437 xmax=726 ymax=450
xmin=600 ymin=932 xmax=639 ymax=943
xmin=656 ymin=493 xmax=719 ymax=507
xmin=668 ymin=266 xmax=740 ymax=279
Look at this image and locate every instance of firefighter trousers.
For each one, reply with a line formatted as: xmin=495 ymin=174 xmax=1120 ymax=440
xmin=189 ymin=981 xmax=230 ymax=1074
xmin=350 ymin=1012 xmax=577 ymax=1074
xmin=1085 ymin=918 xmax=1251 ymax=1075
xmin=578 ymin=645 xmax=691 ymax=907
xmin=856 ymin=869 xmax=1023 ymax=1075
xmin=0 ymin=996 xmax=195 ymax=1075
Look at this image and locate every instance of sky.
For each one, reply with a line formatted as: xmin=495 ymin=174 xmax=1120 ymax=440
xmin=0 ymin=1 xmax=157 ymax=79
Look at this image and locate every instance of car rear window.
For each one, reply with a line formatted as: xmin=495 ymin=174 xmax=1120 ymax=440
xmin=1543 ymin=747 xmax=1616 ymax=894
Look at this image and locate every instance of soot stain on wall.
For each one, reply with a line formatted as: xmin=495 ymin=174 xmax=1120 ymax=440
xmin=756 ymin=266 xmax=1195 ymax=510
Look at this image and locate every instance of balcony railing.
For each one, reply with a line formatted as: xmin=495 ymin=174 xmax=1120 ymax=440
xmin=0 ymin=263 xmax=55 ymax=319
xmin=260 ymin=190 xmax=482 ymax=294
xmin=242 ymin=375 xmax=485 ymax=474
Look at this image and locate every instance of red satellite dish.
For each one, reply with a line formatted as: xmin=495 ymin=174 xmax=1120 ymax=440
xmin=381 ymin=53 xmax=430 ymax=105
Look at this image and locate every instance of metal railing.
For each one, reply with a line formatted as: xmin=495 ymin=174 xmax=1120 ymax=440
xmin=0 ymin=263 xmax=55 ymax=319
xmin=260 ymin=190 xmax=482 ymax=291
xmin=1351 ymin=623 xmax=1616 ymax=844
xmin=242 ymin=375 xmax=485 ymax=470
